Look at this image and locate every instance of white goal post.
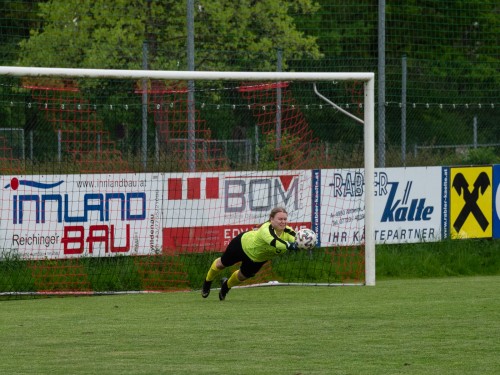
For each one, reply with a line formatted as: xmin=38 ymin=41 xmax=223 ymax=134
xmin=0 ymin=66 xmax=375 ymax=286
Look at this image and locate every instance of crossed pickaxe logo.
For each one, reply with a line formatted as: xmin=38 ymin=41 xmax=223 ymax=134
xmin=452 ymin=172 xmax=490 ymax=232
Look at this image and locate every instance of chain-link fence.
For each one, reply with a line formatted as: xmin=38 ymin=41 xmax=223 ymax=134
xmin=0 ymin=0 xmax=498 ymax=171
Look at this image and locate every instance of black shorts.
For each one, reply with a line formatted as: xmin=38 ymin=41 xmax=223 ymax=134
xmin=220 ymin=232 xmax=267 ymax=278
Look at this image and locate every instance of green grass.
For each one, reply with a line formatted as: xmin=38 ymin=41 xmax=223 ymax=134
xmin=1 ymin=276 xmax=499 ymax=375
xmin=3 ymin=239 xmax=500 ymax=294
xmin=377 ymin=239 xmax=500 ymax=279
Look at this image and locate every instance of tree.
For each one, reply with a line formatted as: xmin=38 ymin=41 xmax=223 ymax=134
xmin=0 ymin=0 xmax=41 ymax=65
xmin=18 ymin=0 xmax=322 ymax=71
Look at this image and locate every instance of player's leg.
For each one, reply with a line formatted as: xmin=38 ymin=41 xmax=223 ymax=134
xmin=202 ymin=232 xmax=245 ymax=298
xmin=219 ymin=258 xmax=266 ymax=301
xmin=220 ymin=269 xmax=246 ymax=300
xmin=202 ymin=257 xmax=224 ymax=298
xmin=205 ymin=257 xmax=225 ymax=282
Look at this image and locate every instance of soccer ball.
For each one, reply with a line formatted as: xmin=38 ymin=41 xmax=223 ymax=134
xmin=295 ymin=228 xmax=317 ymax=249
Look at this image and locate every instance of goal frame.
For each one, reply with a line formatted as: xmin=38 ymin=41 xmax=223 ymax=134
xmin=0 ymin=66 xmax=376 ymax=286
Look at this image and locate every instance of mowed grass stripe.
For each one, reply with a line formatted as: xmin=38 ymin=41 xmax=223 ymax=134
xmin=1 ymin=276 xmax=498 ymax=375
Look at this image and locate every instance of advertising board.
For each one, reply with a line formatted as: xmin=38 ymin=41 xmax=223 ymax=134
xmin=448 ymin=166 xmax=492 ymax=239
xmin=162 ymin=170 xmax=312 ymax=252
xmin=0 ymin=174 xmax=162 ymax=259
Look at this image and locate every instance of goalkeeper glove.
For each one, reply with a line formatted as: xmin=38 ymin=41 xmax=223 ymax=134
xmin=288 ymin=242 xmax=299 ymax=251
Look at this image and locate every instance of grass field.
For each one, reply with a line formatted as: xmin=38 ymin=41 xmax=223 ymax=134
xmin=1 ymin=276 xmax=499 ymax=375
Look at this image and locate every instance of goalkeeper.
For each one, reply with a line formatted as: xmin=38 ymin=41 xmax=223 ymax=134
xmin=201 ymin=206 xmax=298 ymax=301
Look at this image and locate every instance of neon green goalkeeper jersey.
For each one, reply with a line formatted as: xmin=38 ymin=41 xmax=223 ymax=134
xmin=241 ymin=221 xmax=296 ymax=262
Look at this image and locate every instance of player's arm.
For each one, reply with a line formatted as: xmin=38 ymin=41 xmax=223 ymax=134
xmin=284 ymin=226 xmax=296 ymax=238
xmin=284 ymin=226 xmax=299 ymax=251
xmin=260 ymin=223 xmax=297 ymax=252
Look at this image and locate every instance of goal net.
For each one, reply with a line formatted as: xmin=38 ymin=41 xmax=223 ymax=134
xmin=0 ymin=67 xmax=374 ymax=296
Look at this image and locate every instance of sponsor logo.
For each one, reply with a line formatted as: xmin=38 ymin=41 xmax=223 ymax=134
xmin=166 ymin=174 xmax=300 ymax=213
xmin=376 ymin=172 xmax=434 ymax=222
xmin=10 ymin=192 xmax=146 ymax=224
xmin=5 ymin=178 xmax=63 ymax=190
xmin=442 ymin=168 xmax=449 ymax=239
xmin=381 ymin=180 xmax=434 ymax=222
xmin=167 ymin=177 xmax=219 ymax=200
xmin=5 ymin=177 xmax=146 ymax=255
xmin=224 ymin=174 xmax=299 ymax=212
xmin=329 ymin=171 xmax=363 ymax=197
xmin=376 ymin=171 xmax=437 ymax=243
xmin=452 ymin=172 xmax=490 ymax=232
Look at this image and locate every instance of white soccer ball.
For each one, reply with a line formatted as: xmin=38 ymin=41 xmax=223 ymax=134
xmin=295 ymin=228 xmax=317 ymax=249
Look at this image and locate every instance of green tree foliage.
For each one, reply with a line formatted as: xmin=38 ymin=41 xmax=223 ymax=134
xmin=0 ymin=1 xmax=35 ymax=64
xmin=18 ymin=0 xmax=322 ymax=71
xmin=257 ymin=130 xmax=314 ymax=170
xmin=385 ymin=0 xmax=499 ymax=103
xmin=4 ymin=0 xmax=498 ymax=165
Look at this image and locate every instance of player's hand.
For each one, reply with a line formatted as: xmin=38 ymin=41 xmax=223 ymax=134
xmin=288 ymin=242 xmax=299 ymax=251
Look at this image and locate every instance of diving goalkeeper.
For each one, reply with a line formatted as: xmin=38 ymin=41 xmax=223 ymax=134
xmin=201 ymin=206 xmax=298 ymax=301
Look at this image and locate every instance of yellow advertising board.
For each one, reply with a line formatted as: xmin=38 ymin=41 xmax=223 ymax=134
xmin=450 ymin=166 xmax=492 ymax=239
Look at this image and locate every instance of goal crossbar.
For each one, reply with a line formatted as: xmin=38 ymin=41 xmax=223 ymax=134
xmin=0 ymin=66 xmax=374 ymax=82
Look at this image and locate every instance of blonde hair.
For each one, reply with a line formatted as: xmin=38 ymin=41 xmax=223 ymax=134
xmin=269 ymin=206 xmax=288 ymax=220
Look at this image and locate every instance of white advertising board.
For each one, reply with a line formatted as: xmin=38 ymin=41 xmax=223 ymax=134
xmin=374 ymin=167 xmax=442 ymax=243
xmin=162 ymin=170 xmax=312 ymax=252
xmin=0 ymin=167 xmax=444 ymax=260
xmin=319 ymin=167 xmax=442 ymax=246
xmin=0 ymin=174 xmax=162 ymax=259
xmin=317 ymin=169 xmax=366 ymax=246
